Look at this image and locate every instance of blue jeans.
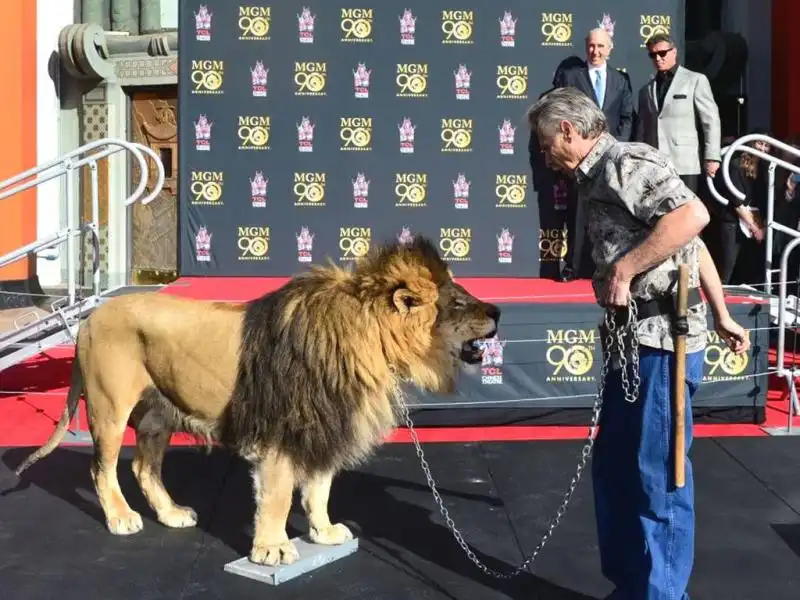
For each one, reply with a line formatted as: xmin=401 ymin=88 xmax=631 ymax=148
xmin=592 ymin=346 xmax=704 ymax=600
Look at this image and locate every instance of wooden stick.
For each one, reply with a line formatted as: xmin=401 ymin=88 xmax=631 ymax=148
xmin=674 ymin=264 xmax=690 ymax=489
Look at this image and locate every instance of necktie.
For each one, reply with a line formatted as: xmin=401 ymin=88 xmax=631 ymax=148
xmin=594 ymin=70 xmax=604 ymax=107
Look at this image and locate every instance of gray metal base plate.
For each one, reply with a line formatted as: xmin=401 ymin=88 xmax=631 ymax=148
xmin=763 ymin=426 xmax=800 ymax=437
xmin=224 ymin=536 xmax=359 ymax=585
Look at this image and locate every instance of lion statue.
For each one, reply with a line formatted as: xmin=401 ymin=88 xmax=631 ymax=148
xmin=15 ymin=235 xmax=500 ymax=567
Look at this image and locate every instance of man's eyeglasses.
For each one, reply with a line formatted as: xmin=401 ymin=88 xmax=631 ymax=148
xmin=648 ymin=48 xmax=673 ymax=59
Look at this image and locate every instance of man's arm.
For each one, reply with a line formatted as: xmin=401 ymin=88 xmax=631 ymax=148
xmin=697 ymin=236 xmax=751 ymax=354
xmin=614 ymin=154 xmax=711 ymax=280
xmin=616 ymin=200 xmax=709 ymax=279
xmin=694 ymin=73 xmax=722 ymax=162
xmin=697 ymin=238 xmax=730 ymax=323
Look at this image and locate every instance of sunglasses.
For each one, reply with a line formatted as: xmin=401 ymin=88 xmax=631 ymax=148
xmin=648 ymin=48 xmax=673 ymax=59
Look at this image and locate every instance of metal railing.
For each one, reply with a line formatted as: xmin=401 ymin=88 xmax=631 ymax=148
xmin=0 ymin=138 xmax=165 ymax=443
xmin=707 ymin=133 xmax=800 ymax=434
xmin=0 ymin=138 xmax=165 ymax=304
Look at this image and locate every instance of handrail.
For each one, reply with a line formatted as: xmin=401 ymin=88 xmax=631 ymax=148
xmin=0 ymin=138 xmax=165 ymax=305
xmin=0 ymin=138 xmax=164 ymax=206
xmin=775 ymin=236 xmax=800 ymax=431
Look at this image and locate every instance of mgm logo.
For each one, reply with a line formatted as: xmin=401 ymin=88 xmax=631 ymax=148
xmin=339 ymin=226 xmax=371 ymax=261
xmin=189 ymin=171 xmax=223 ymax=205
xmin=237 ymin=226 xmax=270 ymax=261
xmin=639 ymin=15 xmax=671 ymax=47
xmin=238 ymin=6 xmax=271 ymax=40
xmin=703 ymin=331 xmax=749 ymax=381
xmin=237 ymin=115 xmax=270 ymax=150
xmin=545 ymin=329 xmax=596 ymax=382
xmin=190 ymin=59 xmax=224 ymax=94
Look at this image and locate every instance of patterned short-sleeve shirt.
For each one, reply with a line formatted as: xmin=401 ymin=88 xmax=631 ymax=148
xmin=575 ymin=132 xmax=707 ymax=355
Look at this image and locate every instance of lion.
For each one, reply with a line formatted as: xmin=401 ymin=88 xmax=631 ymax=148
xmin=15 ymin=235 xmax=500 ymax=567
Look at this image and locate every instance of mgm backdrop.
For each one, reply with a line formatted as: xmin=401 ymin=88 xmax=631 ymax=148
xmin=178 ymin=0 xmax=684 ymax=277
xmin=173 ymin=1 xmax=766 ymax=423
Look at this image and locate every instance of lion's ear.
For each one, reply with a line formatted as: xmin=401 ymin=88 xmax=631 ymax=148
xmin=392 ymin=281 xmax=437 ymax=314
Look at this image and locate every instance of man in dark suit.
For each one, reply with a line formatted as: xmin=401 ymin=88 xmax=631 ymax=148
xmin=553 ymin=27 xmax=634 ymax=280
xmin=554 ymin=28 xmax=634 ymax=141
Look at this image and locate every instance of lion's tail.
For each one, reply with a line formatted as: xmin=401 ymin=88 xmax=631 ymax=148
xmin=15 ymin=354 xmax=85 ymax=477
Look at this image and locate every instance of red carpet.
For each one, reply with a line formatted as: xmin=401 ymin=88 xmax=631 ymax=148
xmin=0 ymin=277 xmax=797 ymax=447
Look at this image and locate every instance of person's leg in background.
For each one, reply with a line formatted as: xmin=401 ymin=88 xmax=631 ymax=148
xmin=561 ymin=179 xmax=579 ymax=281
xmin=593 ymin=346 xmax=704 ymax=599
xmin=710 ymin=220 xmax=743 ymax=285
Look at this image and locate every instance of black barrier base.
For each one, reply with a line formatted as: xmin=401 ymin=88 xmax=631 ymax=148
xmin=406 ymin=297 xmax=769 ymax=427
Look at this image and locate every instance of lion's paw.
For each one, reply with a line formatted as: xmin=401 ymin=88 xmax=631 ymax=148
xmin=158 ymin=505 xmax=198 ymax=529
xmin=249 ymin=540 xmax=299 ymax=566
xmin=309 ymin=522 xmax=353 ymax=546
xmin=107 ymin=510 xmax=144 ymax=535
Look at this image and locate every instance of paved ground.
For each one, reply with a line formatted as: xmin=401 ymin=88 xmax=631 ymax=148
xmin=0 ymin=437 xmax=798 ymax=599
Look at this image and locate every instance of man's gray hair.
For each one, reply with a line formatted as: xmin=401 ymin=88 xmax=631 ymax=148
xmin=526 ymin=87 xmax=608 ymax=140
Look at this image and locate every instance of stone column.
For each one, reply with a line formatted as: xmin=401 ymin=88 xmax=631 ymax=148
xmin=110 ymin=0 xmax=138 ymax=35
xmin=82 ymin=0 xmax=110 ymax=31
xmin=140 ymin=0 xmax=162 ymax=34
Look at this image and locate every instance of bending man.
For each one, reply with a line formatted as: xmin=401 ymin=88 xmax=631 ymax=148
xmin=525 ymin=87 xmax=750 ymax=599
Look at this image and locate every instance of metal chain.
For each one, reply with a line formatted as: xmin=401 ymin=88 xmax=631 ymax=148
xmin=396 ymin=299 xmax=641 ymax=579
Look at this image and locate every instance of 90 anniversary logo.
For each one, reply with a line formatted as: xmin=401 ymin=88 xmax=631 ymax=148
xmin=293 ymin=172 xmax=326 ymax=207
xmin=190 ymin=171 xmax=223 ymax=206
xmin=190 ymin=59 xmax=224 ymax=95
xmin=441 ymin=118 xmax=473 ymax=153
xmin=339 ymin=226 xmax=372 ymax=261
xmin=341 ymin=8 xmax=373 ymax=43
xmin=294 ymin=61 xmax=327 ymax=96
xmin=396 ymin=63 xmax=428 ymax=98
xmin=539 ymin=228 xmax=568 ymax=263
xmin=237 ymin=115 xmax=270 ymax=150
xmin=703 ymin=331 xmax=749 ymax=381
xmin=439 ymin=228 xmax=472 ymax=262
xmin=545 ymin=329 xmax=596 ymax=382
xmin=340 ymin=117 xmax=373 ymax=152
xmin=238 ymin=6 xmax=271 ymax=40
xmin=441 ymin=10 xmax=474 ymax=45
xmin=496 ymin=65 xmax=528 ymax=99
xmin=639 ymin=15 xmax=671 ymax=47
xmin=237 ymin=226 xmax=270 ymax=261
xmin=541 ymin=12 xmax=573 ymax=47
xmin=394 ymin=173 xmax=428 ymax=207
xmin=495 ymin=174 xmax=528 ymax=208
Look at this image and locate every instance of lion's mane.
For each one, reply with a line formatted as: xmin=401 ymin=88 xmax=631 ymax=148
xmin=220 ymin=236 xmax=453 ymax=475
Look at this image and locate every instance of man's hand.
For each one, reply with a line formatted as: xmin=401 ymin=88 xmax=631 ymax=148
xmin=715 ymin=314 xmax=750 ymax=355
xmin=602 ymin=263 xmax=633 ymax=307
xmin=705 ymin=160 xmax=720 ymax=178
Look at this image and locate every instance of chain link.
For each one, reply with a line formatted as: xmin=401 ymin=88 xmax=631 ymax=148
xmin=396 ymin=299 xmax=641 ymax=579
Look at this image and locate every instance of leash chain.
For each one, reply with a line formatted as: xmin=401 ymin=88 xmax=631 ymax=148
xmin=397 ymin=300 xmax=641 ymax=579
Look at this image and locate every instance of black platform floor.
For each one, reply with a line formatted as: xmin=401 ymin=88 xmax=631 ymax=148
xmin=1 ymin=438 xmax=799 ymax=600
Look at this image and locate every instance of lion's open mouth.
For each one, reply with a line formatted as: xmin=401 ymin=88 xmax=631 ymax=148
xmin=460 ymin=330 xmax=497 ymax=365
